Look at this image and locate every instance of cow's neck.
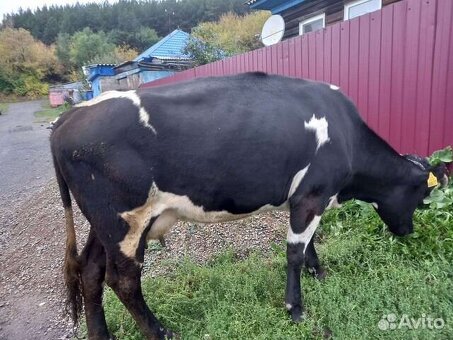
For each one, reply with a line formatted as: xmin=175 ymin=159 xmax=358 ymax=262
xmin=339 ymin=125 xmax=415 ymax=203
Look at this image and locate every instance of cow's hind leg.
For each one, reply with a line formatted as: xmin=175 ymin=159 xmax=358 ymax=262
xmin=104 ymin=216 xmax=173 ymax=340
xmin=78 ymin=231 xmax=110 ymax=339
xmin=69 ymin=170 xmax=173 ymax=339
xmin=286 ymin=194 xmax=325 ymax=322
xmin=305 ymin=239 xmax=327 ymax=280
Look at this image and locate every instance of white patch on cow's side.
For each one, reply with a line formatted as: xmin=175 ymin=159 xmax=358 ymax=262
xmin=330 ymin=84 xmax=340 ymax=90
xmin=288 ymin=165 xmax=310 ymax=198
xmin=286 ymin=303 xmax=293 ymax=311
xmin=287 ymin=215 xmax=322 ymax=253
xmin=119 ymin=182 xmax=288 ymax=259
xmin=91 ymin=173 xmax=95 ymax=180
xmin=326 ymin=194 xmax=342 ymax=210
xmin=371 ymin=202 xmax=379 ymax=209
xmin=75 ymin=90 xmax=157 ymax=134
xmin=304 ymin=115 xmax=330 ymax=151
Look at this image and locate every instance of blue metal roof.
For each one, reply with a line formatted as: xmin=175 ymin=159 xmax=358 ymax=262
xmin=84 ymin=64 xmax=115 ymax=82
xmin=134 ymin=29 xmax=191 ymax=62
xmin=247 ymin=0 xmax=307 ymax=14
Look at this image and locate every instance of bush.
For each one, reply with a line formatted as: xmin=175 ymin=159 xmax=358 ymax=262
xmin=0 ymin=28 xmax=57 ymax=97
xmin=12 ymin=74 xmax=48 ymax=97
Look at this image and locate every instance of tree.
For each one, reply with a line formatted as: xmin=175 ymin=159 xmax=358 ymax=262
xmin=132 ymin=27 xmax=160 ymax=52
xmin=194 ymin=11 xmax=270 ymax=54
xmin=88 ymin=45 xmax=139 ymax=65
xmin=68 ymin=28 xmax=116 ymax=68
xmin=114 ymin=45 xmax=139 ymax=62
xmin=0 ymin=28 xmax=59 ymax=96
xmin=108 ymin=26 xmax=159 ymax=51
xmin=184 ymin=38 xmax=225 ymax=66
xmin=1 ymin=0 xmax=259 ymax=86
xmin=4 ymin=0 xmax=250 ymax=44
xmin=55 ymin=33 xmax=72 ymax=69
xmin=185 ymin=11 xmax=270 ymax=65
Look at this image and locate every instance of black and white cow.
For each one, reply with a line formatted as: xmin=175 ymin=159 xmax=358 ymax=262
xmin=50 ymin=73 xmax=446 ymax=339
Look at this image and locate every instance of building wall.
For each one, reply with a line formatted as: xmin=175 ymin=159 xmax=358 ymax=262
xmin=100 ymin=77 xmax=122 ymax=92
xmin=140 ymin=70 xmax=175 ymax=84
xmin=141 ymin=0 xmax=453 ymax=157
xmin=91 ymin=70 xmax=176 ymax=96
xmin=48 ymin=91 xmax=65 ymax=107
xmin=117 ymin=73 xmax=141 ymax=90
xmin=282 ymin=0 xmax=401 ymax=39
xmin=91 ymin=78 xmax=102 ymax=97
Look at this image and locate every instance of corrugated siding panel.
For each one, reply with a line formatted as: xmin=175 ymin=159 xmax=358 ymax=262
xmin=330 ymin=24 xmax=341 ymax=87
xmin=323 ymin=26 xmax=332 ymax=84
xmin=388 ymin=0 xmax=406 ymax=151
xmin=379 ymin=4 xmax=394 ymax=143
xmin=414 ymin=0 xmax=437 ymax=155
xmin=401 ymin=0 xmax=421 ymax=154
xmin=437 ymin=0 xmax=453 ymax=155
xmin=339 ymin=21 xmax=350 ymax=94
xmin=141 ymin=0 xmax=452 ymax=156
xmin=348 ymin=18 xmax=360 ymax=107
xmin=357 ymin=14 xmax=370 ymax=123
xmin=367 ymin=10 xmax=382 ymax=134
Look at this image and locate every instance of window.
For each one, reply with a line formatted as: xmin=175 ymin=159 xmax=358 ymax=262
xmin=344 ymin=0 xmax=382 ymax=20
xmin=299 ymin=13 xmax=325 ymax=35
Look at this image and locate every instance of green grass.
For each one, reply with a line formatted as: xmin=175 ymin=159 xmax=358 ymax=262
xmin=0 ymin=102 xmax=8 ymax=114
xmin=34 ymin=101 xmax=70 ymax=122
xmin=97 ymin=183 xmax=453 ymax=339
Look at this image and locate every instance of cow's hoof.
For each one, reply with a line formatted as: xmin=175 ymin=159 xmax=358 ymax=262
xmin=315 ymin=268 xmax=327 ymax=281
xmin=314 ymin=267 xmax=327 ymax=280
xmin=307 ymin=266 xmax=327 ymax=280
xmin=288 ymin=305 xmax=305 ymax=323
xmin=159 ymin=327 xmax=177 ymax=339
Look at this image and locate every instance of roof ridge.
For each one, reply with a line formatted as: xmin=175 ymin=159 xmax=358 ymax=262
xmin=134 ymin=29 xmax=190 ymax=61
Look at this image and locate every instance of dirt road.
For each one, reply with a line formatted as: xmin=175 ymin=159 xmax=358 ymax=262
xmin=0 ymin=101 xmax=74 ymax=339
xmin=0 ymin=101 xmax=53 ymax=201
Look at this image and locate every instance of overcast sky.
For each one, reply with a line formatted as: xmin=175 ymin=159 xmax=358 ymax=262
xmin=1 ymin=0 xmax=118 ymax=19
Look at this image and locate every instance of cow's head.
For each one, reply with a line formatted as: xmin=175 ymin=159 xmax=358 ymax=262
xmin=404 ymin=154 xmax=449 ymax=188
xmin=373 ymin=155 xmax=448 ymax=236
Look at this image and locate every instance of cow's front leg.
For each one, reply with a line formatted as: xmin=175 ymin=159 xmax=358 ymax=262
xmin=286 ymin=242 xmax=305 ymax=322
xmin=305 ymin=239 xmax=327 ymax=280
xmin=285 ymin=195 xmax=323 ymax=322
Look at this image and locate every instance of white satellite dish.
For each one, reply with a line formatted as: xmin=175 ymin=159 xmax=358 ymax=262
xmin=261 ymin=15 xmax=285 ymax=46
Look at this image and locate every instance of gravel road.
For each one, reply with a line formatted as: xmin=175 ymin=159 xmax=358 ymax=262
xmin=0 ymin=101 xmax=74 ymax=339
xmin=0 ymin=101 xmax=54 ymax=200
xmin=0 ymin=101 xmax=289 ymax=339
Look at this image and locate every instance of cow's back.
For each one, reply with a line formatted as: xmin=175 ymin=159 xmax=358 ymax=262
xmin=52 ymin=73 xmax=359 ymax=215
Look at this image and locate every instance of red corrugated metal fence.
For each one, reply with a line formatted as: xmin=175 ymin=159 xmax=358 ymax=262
xmin=141 ymin=0 xmax=453 ymax=156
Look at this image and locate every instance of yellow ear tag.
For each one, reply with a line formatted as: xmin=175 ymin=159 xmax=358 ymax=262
xmin=427 ymin=172 xmax=438 ymax=188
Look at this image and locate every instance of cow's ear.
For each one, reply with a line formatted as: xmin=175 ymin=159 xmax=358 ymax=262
xmin=430 ymin=163 xmax=449 ymax=187
xmin=427 ymin=172 xmax=438 ymax=188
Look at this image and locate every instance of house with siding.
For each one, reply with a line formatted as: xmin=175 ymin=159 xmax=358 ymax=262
xmin=247 ymin=0 xmax=401 ymax=40
xmin=84 ymin=29 xmax=193 ymax=97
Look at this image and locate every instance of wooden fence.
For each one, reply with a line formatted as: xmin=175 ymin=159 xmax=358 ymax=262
xmin=141 ymin=0 xmax=453 ymax=156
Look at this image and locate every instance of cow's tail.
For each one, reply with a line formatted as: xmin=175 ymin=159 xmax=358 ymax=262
xmin=53 ymin=156 xmax=83 ymax=325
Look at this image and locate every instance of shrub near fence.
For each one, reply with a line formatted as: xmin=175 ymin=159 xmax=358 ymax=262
xmin=141 ymin=0 xmax=453 ymax=157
